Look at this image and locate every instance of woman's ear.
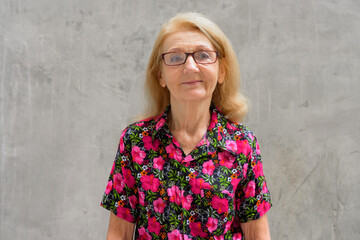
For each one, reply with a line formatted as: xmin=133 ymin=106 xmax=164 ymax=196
xmin=158 ymin=71 xmax=166 ymax=87
xmin=218 ymin=63 xmax=225 ymax=84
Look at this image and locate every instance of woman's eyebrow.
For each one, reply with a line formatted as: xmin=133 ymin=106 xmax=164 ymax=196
xmin=166 ymin=45 xmax=214 ymax=52
xmin=165 ymin=47 xmax=183 ymax=52
xmin=194 ymin=45 xmax=213 ymax=50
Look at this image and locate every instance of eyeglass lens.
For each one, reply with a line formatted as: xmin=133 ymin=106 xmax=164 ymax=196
xmin=163 ymin=51 xmax=218 ymax=66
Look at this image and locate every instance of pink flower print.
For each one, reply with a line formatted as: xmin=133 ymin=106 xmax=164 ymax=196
xmin=116 ymin=205 xmax=134 ymax=222
xmin=182 ymin=194 xmax=193 ymax=210
xmin=206 ymin=217 xmax=218 ymax=233
xmin=166 ymin=144 xmax=183 ymax=162
xmin=140 ymin=174 xmax=160 ymax=192
xmin=234 ymin=198 xmax=242 ymax=211
xmin=248 ymin=132 xmax=254 ymax=141
xmin=226 ymin=122 xmax=237 ymax=131
xmin=143 ymin=136 xmax=152 ymax=150
xmin=202 ymin=160 xmax=215 ymax=175
xmin=262 ymin=181 xmax=268 ymax=194
xmin=132 ymin=146 xmax=146 ymax=164
xmin=168 ymin=229 xmax=182 ymax=240
xmin=138 ymin=227 xmax=152 ymax=240
xmin=113 ymin=173 xmax=125 ymax=193
xmin=110 ymin=162 xmax=115 ymax=175
xmin=233 ymin=233 xmax=243 ymax=240
xmin=225 ymin=140 xmax=237 ymax=153
xmin=214 ymin=236 xmax=225 ymax=240
xmin=224 ymin=220 xmax=232 ymax=233
xmin=156 ymin=118 xmax=165 ymax=130
xmin=209 ymin=113 xmax=218 ymax=129
xmin=217 ymin=130 xmax=223 ymax=141
xmin=135 ymin=121 xmax=146 ymax=127
xmin=190 ymin=221 xmax=207 ymax=238
xmin=139 ymin=191 xmax=145 ymax=206
xmin=211 ymin=195 xmax=229 ymax=214
xmin=154 ymin=139 xmax=160 ymax=150
xmin=148 ymin=216 xmax=161 ymax=235
xmin=231 ymin=178 xmax=240 ymax=191
xmin=122 ymin=167 xmax=136 ymax=188
xmin=167 ymin=185 xmax=182 ymax=205
xmin=256 ymin=141 xmax=261 ymax=155
xmin=254 ymin=161 xmax=264 ymax=178
xmin=242 ymin=163 xmax=248 ymax=179
xmin=232 ymin=215 xmax=241 ymax=228
xmin=257 ymin=201 xmax=271 ymax=217
xmin=183 ymin=155 xmax=194 ymax=163
xmin=236 ymin=139 xmax=251 ymax=156
xmin=105 ymin=180 xmax=113 ymax=194
xmin=189 ymin=178 xmax=212 ymax=194
xmin=143 ymin=136 xmax=160 ymax=151
xmin=153 ymin=156 xmax=165 ymax=170
xmin=153 ymin=198 xmax=166 ymax=213
xmin=218 ymin=151 xmax=235 ymax=168
xmin=222 ymin=189 xmax=235 ymax=198
xmin=173 ymin=140 xmax=181 ymax=148
xmin=244 ymin=180 xmax=256 ymax=198
xmin=119 ymin=130 xmax=126 ymax=153
xmin=129 ymin=195 xmax=138 ymax=209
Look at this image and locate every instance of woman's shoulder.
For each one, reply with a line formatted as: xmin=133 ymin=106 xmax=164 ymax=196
xmin=120 ymin=116 xmax=158 ymax=139
xmin=213 ymin=104 xmax=255 ymax=137
xmin=224 ymin=120 xmax=258 ymax=141
xmin=223 ymin=117 xmax=251 ymax=132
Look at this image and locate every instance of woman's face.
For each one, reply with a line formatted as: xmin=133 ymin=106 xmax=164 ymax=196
xmin=159 ymin=30 xmax=224 ymax=105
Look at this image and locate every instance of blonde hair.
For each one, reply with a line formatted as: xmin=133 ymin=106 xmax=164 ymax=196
xmin=144 ymin=12 xmax=248 ymax=122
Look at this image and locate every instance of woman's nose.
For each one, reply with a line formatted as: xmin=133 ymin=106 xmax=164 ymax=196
xmin=183 ymin=55 xmax=200 ymax=73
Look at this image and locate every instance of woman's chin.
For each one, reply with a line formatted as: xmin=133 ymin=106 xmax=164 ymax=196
xmin=172 ymin=94 xmax=212 ymax=104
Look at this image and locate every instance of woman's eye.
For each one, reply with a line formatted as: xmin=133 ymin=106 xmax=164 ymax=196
xmin=170 ymin=54 xmax=184 ymax=63
xmin=197 ymin=51 xmax=211 ymax=60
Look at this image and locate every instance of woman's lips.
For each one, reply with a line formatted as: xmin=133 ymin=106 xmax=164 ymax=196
xmin=182 ymin=80 xmax=202 ymax=85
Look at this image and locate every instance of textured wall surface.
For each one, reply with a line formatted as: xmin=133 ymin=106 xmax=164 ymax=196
xmin=1 ymin=0 xmax=359 ymax=239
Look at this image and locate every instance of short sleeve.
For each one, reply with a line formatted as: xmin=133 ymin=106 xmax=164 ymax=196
xmin=235 ymin=133 xmax=272 ymax=222
xmin=100 ymin=128 xmax=139 ymax=223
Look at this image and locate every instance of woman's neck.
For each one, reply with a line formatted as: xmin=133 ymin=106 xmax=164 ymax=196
xmin=168 ymin=99 xmax=211 ymax=136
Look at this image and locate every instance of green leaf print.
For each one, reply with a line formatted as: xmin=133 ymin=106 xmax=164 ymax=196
xmin=168 ymin=169 xmax=179 ymax=182
xmin=218 ymin=175 xmax=230 ymax=188
xmin=248 ymin=197 xmax=257 ymax=205
xmin=154 ymin=169 xmax=164 ymax=181
xmin=221 ymin=167 xmax=232 ymax=175
xmin=129 ymin=134 xmax=141 ymax=144
xmin=257 ymin=176 xmax=265 ymax=186
xmin=155 ymin=212 xmax=166 ymax=224
xmin=145 ymin=191 xmax=158 ymax=202
xmin=148 ymin=149 xmax=158 ymax=159
xmin=213 ymin=227 xmax=223 ymax=235
xmin=133 ymin=163 xmax=142 ymax=172
xmin=169 ymin=212 xmax=180 ymax=225
xmin=238 ymin=153 xmax=247 ymax=164
xmin=203 ymin=174 xmax=215 ymax=185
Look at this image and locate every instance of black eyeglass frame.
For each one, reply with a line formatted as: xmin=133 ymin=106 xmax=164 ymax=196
xmin=161 ymin=50 xmax=220 ymax=66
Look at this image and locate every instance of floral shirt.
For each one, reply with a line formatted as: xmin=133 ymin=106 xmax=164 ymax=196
xmin=101 ymin=104 xmax=271 ymax=240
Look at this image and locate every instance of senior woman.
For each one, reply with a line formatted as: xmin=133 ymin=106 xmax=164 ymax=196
xmin=101 ymin=13 xmax=272 ymax=240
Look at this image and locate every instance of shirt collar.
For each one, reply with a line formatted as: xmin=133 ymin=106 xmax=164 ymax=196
xmin=206 ymin=103 xmax=237 ymax=155
xmin=151 ymin=105 xmax=172 ymax=140
xmin=152 ymin=103 xmax=236 ymax=155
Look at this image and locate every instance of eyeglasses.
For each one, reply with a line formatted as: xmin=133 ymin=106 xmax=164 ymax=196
xmin=161 ymin=50 xmax=220 ymax=66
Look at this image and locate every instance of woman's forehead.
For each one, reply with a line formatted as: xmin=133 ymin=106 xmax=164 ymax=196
xmin=162 ymin=30 xmax=215 ymax=52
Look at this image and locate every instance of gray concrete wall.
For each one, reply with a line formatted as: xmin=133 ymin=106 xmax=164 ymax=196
xmin=1 ymin=0 xmax=359 ymax=239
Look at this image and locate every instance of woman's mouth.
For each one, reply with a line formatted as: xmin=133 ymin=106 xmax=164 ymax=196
xmin=182 ymin=80 xmax=202 ymax=85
